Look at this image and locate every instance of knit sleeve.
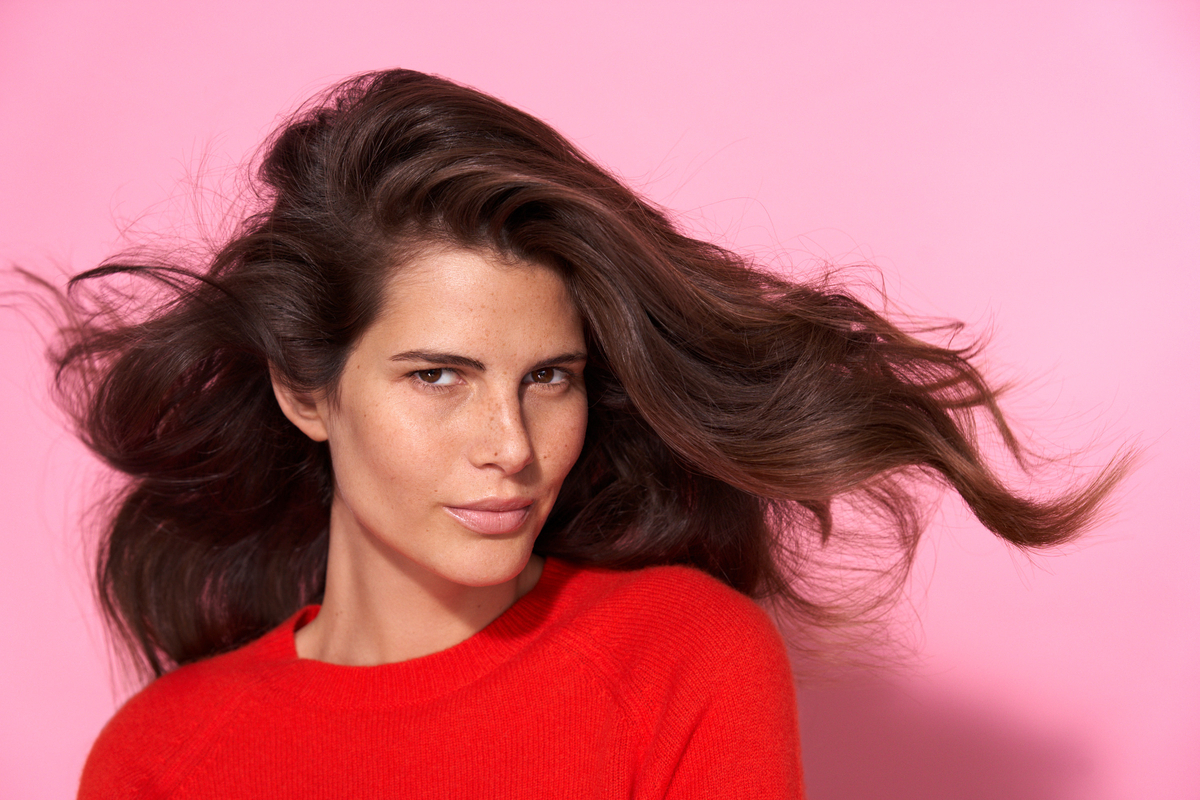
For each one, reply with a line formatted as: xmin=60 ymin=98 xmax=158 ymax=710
xmin=76 ymin=683 xmax=183 ymax=800
xmin=659 ymin=609 xmax=804 ymax=799
xmin=76 ymin=641 xmax=271 ymax=800
xmin=594 ymin=566 xmax=805 ymax=799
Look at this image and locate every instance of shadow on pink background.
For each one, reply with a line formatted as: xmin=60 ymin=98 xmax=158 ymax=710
xmin=2 ymin=1 xmax=1197 ymax=797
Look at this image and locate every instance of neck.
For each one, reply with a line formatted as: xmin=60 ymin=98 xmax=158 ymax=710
xmin=295 ymin=520 xmax=544 ymax=666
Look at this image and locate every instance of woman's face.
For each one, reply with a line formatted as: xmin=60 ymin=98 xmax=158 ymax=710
xmin=282 ymin=247 xmax=588 ymax=591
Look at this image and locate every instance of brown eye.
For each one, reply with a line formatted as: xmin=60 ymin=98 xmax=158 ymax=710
xmin=416 ymin=369 xmax=446 ymax=384
xmin=528 ymin=368 xmax=569 ymax=385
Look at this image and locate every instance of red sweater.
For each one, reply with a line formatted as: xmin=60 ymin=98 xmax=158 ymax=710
xmin=79 ymin=558 xmax=804 ymax=798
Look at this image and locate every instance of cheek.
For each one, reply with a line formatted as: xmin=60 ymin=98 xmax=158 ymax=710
xmin=535 ymin=397 xmax=589 ymax=479
xmin=324 ymin=398 xmax=432 ymax=497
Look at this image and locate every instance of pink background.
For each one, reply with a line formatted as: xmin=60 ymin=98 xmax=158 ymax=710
xmin=2 ymin=1 xmax=1197 ymax=797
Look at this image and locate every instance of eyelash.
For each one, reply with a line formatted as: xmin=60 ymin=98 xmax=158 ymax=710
xmin=408 ymin=367 xmax=576 ymax=391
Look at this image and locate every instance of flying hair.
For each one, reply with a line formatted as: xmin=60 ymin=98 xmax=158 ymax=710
xmin=42 ymin=69 xmax=1132 ymax=679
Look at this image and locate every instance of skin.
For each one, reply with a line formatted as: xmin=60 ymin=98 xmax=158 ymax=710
xmin=272 ymin=247 xmax=588 ymax=666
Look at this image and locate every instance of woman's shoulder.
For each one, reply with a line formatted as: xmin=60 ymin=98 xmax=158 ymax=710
xmin=564 ymin=560 xmax=780 ymax=632
xmin=78 ymin=612 xmax=302 ymax=798
xmin=551 ymin=560 xmax=792 ymax=682
xmin=546 ymin=560 xmax=801 ymax=782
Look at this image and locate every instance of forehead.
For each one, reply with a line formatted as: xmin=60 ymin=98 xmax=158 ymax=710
xmin=371 ymin=247 xmax=584 ymax=349
xmin=392 ymin=247 xmax=557 ymax=296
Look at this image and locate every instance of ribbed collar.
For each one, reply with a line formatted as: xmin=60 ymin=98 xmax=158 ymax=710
xmin=246 ymin=557 xmax=584 ymax=709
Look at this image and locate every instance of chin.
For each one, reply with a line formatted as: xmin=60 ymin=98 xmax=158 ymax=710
xmin=434 ymin=540 xmax=536 ymax=589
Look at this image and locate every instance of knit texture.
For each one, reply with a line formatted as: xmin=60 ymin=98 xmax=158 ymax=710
xmin=78 ymin=558 xmax=804 ymax=798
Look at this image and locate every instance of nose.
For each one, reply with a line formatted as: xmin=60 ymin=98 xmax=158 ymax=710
xmin=469 ymin=390 xmax=535 ymax=475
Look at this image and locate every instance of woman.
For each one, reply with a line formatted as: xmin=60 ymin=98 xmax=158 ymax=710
xmin=54 ymin=69 xmax=1124 ymax=798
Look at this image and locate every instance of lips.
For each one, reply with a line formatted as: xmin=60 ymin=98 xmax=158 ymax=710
xmin=443 ymin=501 xmax=532 ymax=535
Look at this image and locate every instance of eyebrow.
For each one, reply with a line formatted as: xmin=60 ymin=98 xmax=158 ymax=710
xmin=389 ymin=350 xmax=587 ymax=371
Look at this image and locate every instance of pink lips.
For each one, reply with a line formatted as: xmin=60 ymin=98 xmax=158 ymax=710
xmin=443 ymin=501 xmax=532 ymax=535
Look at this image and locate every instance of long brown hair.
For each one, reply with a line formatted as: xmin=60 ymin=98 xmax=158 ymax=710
xmin=48 ymin=69 xmax=1129 ymax=678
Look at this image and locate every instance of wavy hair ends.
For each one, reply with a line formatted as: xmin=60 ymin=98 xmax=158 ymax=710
xmin=44 ymin=69 xmax=1132 ymax=678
